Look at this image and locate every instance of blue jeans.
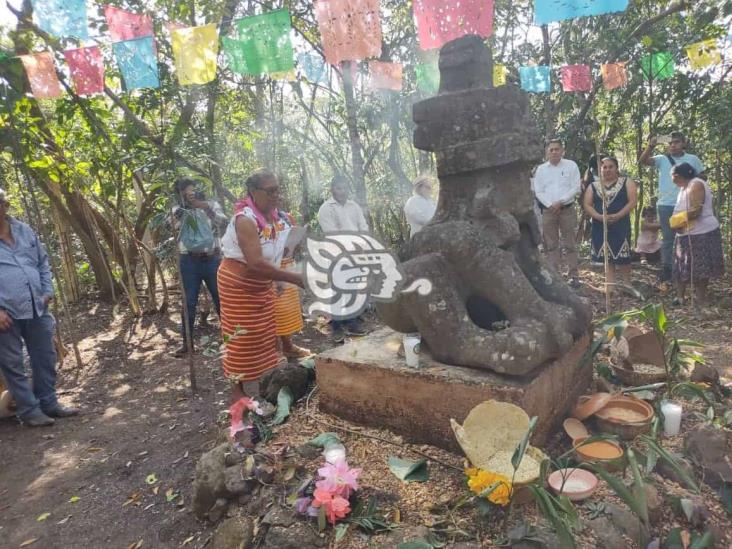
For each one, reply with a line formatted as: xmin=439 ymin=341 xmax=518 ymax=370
xmin=0 ymin=312 xmax=59 ymax=419
xmin=180 ymin=254 xmax=221 ymax=343
xmin=657 ymin=205 xmax=675 ymax=281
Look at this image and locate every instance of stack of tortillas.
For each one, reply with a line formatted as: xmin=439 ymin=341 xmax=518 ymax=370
xmin=451 ymin=400 xmax=546 ymax=484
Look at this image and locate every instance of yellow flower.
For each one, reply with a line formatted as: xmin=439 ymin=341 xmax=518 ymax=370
xmin=465 ymin=468 xmax=512 ymax=506
xmin=607 ymin=327 xmax=615 ymax=340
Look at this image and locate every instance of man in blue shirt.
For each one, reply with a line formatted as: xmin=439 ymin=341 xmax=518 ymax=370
xmin=0 ymin=188 xmax=79 ymax=426
xmin=639 ymin=131 xmax=704 ymax=284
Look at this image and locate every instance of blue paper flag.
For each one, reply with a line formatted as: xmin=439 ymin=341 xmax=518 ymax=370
xmin=32 ymin=0 xmax=88 ymax=39
xmin=298 ymin=53 xmax=327 ymax=84
xmin=112 ymin=36 xmax=159 ymax=91
xmin=520 ymin=66 xmax=551 ymax=93
xmin=534 ymin=0 xmax=628 ymax=25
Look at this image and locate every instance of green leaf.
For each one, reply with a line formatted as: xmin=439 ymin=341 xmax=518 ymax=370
xmin=334 ymin=523 xmax=349 ymax=542
xmin=396 ymin=542 xmax=433 ymax=549
xmin=37 ymin=512 xmax=50 ymax=522
xmin=272 ymin=387 xmax=294 ymax=425
xmin=585 ymin=464 xmax=647 ymax=520
xmin=528 ymin=486 xmax=576 ymax=549
xmin=639 ymin=435 xmax=699 ymax=493
xmin=512 ymin=416 xmax=538 ymax=471
xmin=68 ymin=496 xmax=80 ymax=503
xmin=308 ymin=432 xmax=342 ymax=449
xmin=690 ymin=532 xmax=714 ymax=549
xmin=317 ymin=505 xmax=326 ymax=532
xmin=387 ymin=456 xmax=429 ymax=483
xmin=627 ymin=449 xmax=650 ymax=528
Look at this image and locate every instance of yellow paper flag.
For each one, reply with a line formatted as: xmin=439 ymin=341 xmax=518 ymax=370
xmin=685 ymin=39 xmax=721 ymax=70
xmin=493 ymin=64 xmax=507 ymax=87
xmin=171 ymin=24 xmax=219 ymax=85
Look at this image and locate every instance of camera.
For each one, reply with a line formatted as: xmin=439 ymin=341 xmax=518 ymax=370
xmin=192 ymin=190 xmax=206 ymax=201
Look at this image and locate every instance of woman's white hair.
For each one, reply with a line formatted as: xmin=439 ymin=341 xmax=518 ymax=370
xmin=412 ymin=175 xmax=433 ymax=189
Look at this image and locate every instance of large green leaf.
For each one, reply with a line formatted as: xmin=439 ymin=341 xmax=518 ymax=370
xmin=272 ymin=387 xmax=294 ymax=425
xmin=387 ymin=456 xmax=429 ymax=483
xmin=308 ymin=432 xmax=342 ymax=449
xmin=511 ymin=416 xmax=538 ymax=472
xmin=638 ymin=435 xmax=700 ymax=493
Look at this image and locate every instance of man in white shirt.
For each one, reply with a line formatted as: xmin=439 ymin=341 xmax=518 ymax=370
xmin=533 ymin=139 xmax=582 ymax=287
xmin=317 ymin=175 xmax=369 ymax=342
xmin=317 ymin=175 xmax=369 ymax=233
xmin=404 ymin=176 xmax=437 ymax=237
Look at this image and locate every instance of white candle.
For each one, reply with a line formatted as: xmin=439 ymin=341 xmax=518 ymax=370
xmin=661 ymin=401 xmax=682 ymax=436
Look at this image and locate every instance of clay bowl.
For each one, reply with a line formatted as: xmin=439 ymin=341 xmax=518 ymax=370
xmin=548 ymin=468 xmax=599 ymax=501
xmin=611 ymin=363 xmax=667 ymax=386
xmin=571 ymin=393 xmax=613 ymax=421
xmin=573 ymin=436 xmax=625 ymax=470
xmin=594 ymin=395 xmax=654 ymax=440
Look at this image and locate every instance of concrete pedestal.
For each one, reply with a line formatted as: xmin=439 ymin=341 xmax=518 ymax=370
xmin=316 ymin=328 xmax=592 ymax=452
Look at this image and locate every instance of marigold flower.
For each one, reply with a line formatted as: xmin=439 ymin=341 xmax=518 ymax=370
xmin=465 ymin=467 xmax=512 ymax=506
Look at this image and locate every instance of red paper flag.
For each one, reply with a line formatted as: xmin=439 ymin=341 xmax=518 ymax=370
xmin=315 ymin=0 xmax=382 ymax=65
xmin=413 ymin=0 xmax=494 ymax=51
xmin=601 ymin=62 xmax=628 ymax=90
xmin=104 ymin=5 xmax=153 ymax=42
xmin=19 ymin=51 xmax=63 ymax=99
xmin=369 ymin=61 xmax=402 ymax=91
xmin=64 ymin=46 xmax=104 ymax=95
xmin=561 ymin=64 xmax=591 ymax=92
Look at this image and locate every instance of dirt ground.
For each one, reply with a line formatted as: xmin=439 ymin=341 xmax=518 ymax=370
xmin=0 ymin=262 xmax=730 ymax=548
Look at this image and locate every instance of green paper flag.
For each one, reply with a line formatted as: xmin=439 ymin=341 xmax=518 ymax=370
xmin=415 ymin=62 xmax=439 ymax=94
xmin=641 ymin=52 xmax=675 ymax=81
xmin=229 ymin=9 xmax=294 ymax=76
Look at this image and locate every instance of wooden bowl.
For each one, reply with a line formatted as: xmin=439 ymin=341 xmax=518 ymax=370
xmin=548 ymin=468 xmax=599 ymax=501
xmin=611 ymin=363 xmax=667 ymax=386
xmin=595 ymin=395 xmax=654 ymax=423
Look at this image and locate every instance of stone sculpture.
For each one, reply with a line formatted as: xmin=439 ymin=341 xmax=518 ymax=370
xmin=378 ymin=35 xmax=591 ymax=376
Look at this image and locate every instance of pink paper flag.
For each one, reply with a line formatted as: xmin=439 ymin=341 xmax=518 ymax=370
xmin=413 ymin=0 xmax=494 ymax=51
xmin=64 ymin=46 xmax=104 ymax=95
xmin=369 ymin=61 xmax=403 ymax=91
xmin=561 ymin=64 xmax=591 ymax=92
xmin=601 ymin=62 xmax=627 ymax=90
xmin=20 ymin=52 xmax=63 ymax=99
xmin=104 ymin=5 xmax=153 ymax=42
xmin=315 ymin=0 xmax=382 ymax=65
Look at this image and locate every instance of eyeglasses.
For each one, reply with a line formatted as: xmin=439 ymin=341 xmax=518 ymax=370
xmin=257 ymin=186 xmax=281 ymax=197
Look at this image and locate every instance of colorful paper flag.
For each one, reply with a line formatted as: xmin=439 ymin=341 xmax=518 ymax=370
xmin=601 ymin=62 xmax=627 ymax=90
xmin=413 ymin=0 xmax=494 ymax=51
xmin=534 ymin=0 xmax=628 ymax=25
xmin=64 ymin=46 xmax=104 ymax=96
xmin=369 ymin=61 xmax=403 ymax=91
xmin=685 ymin=39 xmax=721 ymax=70
xmin=171 ymin=24 xmax=219 ymax=85
xmin=315 ymin=0 xmax=382 ymax=65
xmin=32 ymin=0 xmax=88 ymax=39
xmin=415 ymin=62 xmax=440 ymax=94
xmin=298 ymin=53 xmax=327 ymax=84
xmin=19 ymin=52 xmax=63 ymax=99
xmin=641 ymin=52 xmax=675 ymax=81
xmin=492 ymin=64 xmax=507 ymax=86
xmin=561 ymin=64 xmax=591 ymax=92
xmin=112 ymin=36 xmax=159 ymax=90
xmin=221 ymin=37 xmax=249 ymax=74
xmin=104 ymin=6 xmax=154 ymax=42
xmin=232 ymin=9 xmax=294 ymax=75
xmin=520 ymin=66 xmax=551 ymax=93
xmin=271 ymin=70 xmax=297 ymax=81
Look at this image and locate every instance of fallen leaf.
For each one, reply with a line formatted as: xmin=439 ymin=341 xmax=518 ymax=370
xmin=123 ymin=491 xmax=142 ymax=507
xmin=87 ymin=447 xmax=103 ymax=453
xmin=152 ymin=486 xmax=159 ymax=495
xmin=68 ymin=496 xmax=80 ymax=504
xmin=145 ymin=473 xmax=157 ymax=485
xmin=20 ymin=539 xmax=38 ymax=547
xmin=36 ymin=512 xmax=50 ymax=522
xmin=143 ymin=503 xmax=155 ymax=511
xmin=57 ymin=515 xmax=72 ymax=525
xmin=165 ymin=489 xmax=178 ymax=502
xmin=387 ymin=456 xmax=429 ymax=483
xmin=272 ymin=387 xmax=294 ymax=425
xmin=182 ymin=536 xmax=194 ymax=546
xmin=283 ymin=466 xmax=296 ymax=482
xmin=125 ymin=541 xmax=144 ymax=549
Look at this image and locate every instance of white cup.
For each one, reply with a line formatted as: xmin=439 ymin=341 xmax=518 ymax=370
xmin=661 ymin=401 xmax=682 ymax=436
xmin=403 ymin=333 xmax=421 ymax=368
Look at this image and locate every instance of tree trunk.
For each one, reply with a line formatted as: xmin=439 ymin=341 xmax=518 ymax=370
xmin=340 ymin=62 xmax=369 ymax=218
xmin=50 ymin=204 xmax=81 ymax=303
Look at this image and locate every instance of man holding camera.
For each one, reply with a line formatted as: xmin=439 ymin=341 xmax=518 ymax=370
xmin=639 ymin=131 xmax=704 ymax=285
xmin=171 ymin=179 xmax=228 ymax=357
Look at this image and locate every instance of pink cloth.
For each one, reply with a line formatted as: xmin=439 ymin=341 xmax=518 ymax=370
xmin=235 ymin=195 xmax=277 ymax=232
xmin=104 ymin=5 xmax=154 ymax=42
xmin=19 ymin=52 xmax=63 ymax=99
xmin=636 ymin=229 xmax=661 ymax=254
xmin=561 ymin=64 xmax=592 ymax=92
xmin=601 ymin=62 xmax=628 ymax=90
xmin=369 ymin=61 xmax=403 ymax=91
xmin=315 ymin=0 xmax=382 ymax=65
xmin=64 ymin=46 xmax=104 ymax=95
xmin=413 ymin=0 xmax=494 ymax=51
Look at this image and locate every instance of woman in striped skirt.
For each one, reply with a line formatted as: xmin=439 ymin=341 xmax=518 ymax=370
xmin=218 ymin=170 xmax=304 ymax=401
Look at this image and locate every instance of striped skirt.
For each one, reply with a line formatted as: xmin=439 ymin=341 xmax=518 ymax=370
xmin=217 ymin=258 xmax=279 ymax=382
xmin=275 ymin=258 xmax=303 ymax=337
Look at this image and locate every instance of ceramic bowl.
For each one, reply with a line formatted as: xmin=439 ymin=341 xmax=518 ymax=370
xmin=548 ymin=468 xmax=599 ymax=501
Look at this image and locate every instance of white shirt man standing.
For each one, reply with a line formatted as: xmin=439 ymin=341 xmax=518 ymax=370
xmin=533 ymin=139 xmax=582 ymax=287
xmin=403 ymin=176 xmax=437 ymax=237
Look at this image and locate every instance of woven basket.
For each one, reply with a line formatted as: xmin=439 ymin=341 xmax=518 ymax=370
xmin=611 ymin=364 xmax=667 ymax=386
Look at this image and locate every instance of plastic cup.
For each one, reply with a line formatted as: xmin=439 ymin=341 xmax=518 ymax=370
xmin=403 ymin=333 xmax=421 ymax=368
xmin=661 ymin=401 xmax=682 ymax=436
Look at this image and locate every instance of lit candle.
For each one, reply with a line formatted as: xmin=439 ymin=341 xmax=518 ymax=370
xmin=661 ymin=401 xmax=682 ymax=436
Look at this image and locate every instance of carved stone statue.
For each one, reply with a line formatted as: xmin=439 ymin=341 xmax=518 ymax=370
xmin=378 ymin=35 xmax=591 ymax=377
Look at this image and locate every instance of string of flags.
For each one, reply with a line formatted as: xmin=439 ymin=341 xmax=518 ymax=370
xmin=3 ymin=1 xmax=725 ymax=100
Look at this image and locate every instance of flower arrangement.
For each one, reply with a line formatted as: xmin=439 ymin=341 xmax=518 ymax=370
xmin=294 ymin=457 xmax=362 ymax=525
xmin=229 ymin=396 xmax=264 ymax=440
xmin=465 ymin=467 xmax=513 ymax=506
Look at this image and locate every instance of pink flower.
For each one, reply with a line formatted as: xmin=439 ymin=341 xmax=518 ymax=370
xmin=316 ymin=458 xmax=361 ymax=499
xmin=229 ymin=397 xmax=263 ymax=439
xmin=312 ymin=488 xmax=351 ymax=524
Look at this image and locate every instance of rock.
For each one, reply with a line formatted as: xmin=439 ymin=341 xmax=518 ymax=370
xmin=262 ymin=506 xmax=298 ymax=529
xmin=690 ymin=363 xmax=720 ymax=385
xmin=644 ymin=484 xmax=664 ymax=524
xmin=684 ymin=426 xmax=732 ymax=490
xmin=208 ymin=498 xmax=230 ymax=524
xmin=192 ymin=443 xmax=231 ymax=519
xmin=224 ymin=448 xmax=248 ymax=467
xmin=707 ymin=522 xmax=728 ymax=546
xmin=605 ymin=503 xmax=648 ymax=542
xmin=452 ymin=543 xmax=482 ymax=549
xmin=259 ymin=364 xmax=313 ymax=404
xmin=223 ymin=465 xmax=255 ymax=496
xmin=211 ymin=516 xmax=254 ymax=549
xmin=656 ymin=451 xmax=696 ymax=486
xmin=263 ymin=523 xmax=326 ymax=549
xmin=382 ymin=525 xmax=432 ymax=549
xmin=717 ymin=296 xmax=732 ymax=310
xmin=295 ymin=444 xmax=322 ymax=460
xmin=632 ymin=281 xmax=655 ymax=300
xmin=584 ymin=516 xmax=625 ymax=549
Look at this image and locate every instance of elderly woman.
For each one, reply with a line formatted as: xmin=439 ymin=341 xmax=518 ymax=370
xmin=583 ymin=156 xmax=638 ymax=296
xmin=218 ymin=170 xmax=304 ymax=400
xmin=404 ymin=176 xmax=437 ymax=237
xmin=670 ymin=162 xmax=724 ymax=311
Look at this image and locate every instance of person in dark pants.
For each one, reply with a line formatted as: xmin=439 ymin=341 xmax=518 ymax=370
xmin=0 ymin=188 xmax=79 ymax=427
xmin=171 ymin=179 xmax=228 ymax=357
